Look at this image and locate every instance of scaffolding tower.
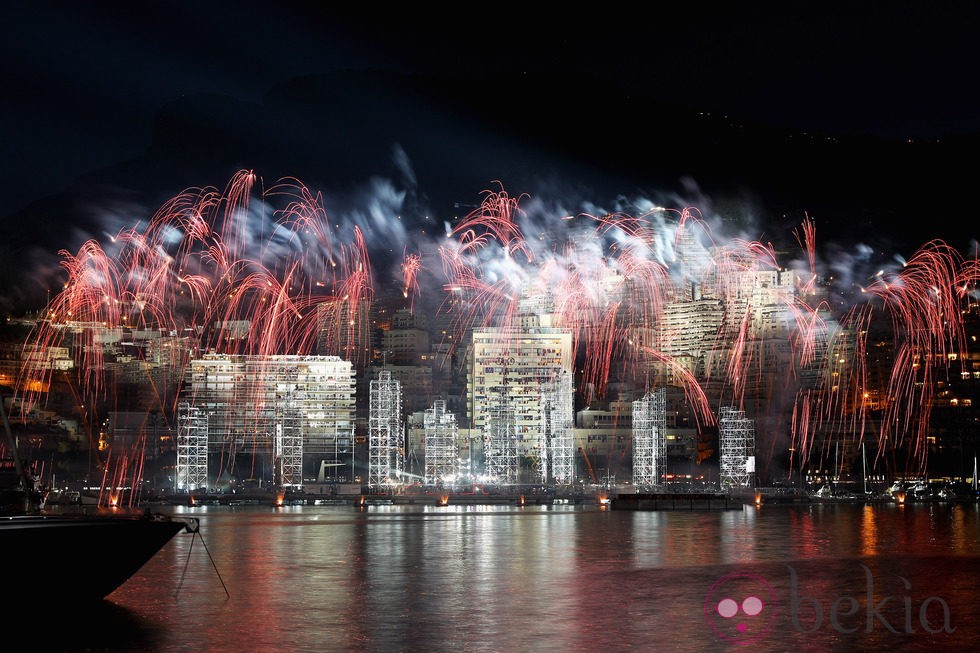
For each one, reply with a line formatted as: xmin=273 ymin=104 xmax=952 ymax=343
xmin=369 ymin=370 xmax=403 ymax=488
xmin=274 ymin=379 xmax=304 ymax=488
xmin=632 ymin=387 xmax=667 ymax=487
xmin=423 ymin=400 xmax=458 ymax=486
xmin=484 ymin=399 xmax=518 ymax=484
xmin=718 ymin=405 xmax=755 ymax=490
xmin=176 ymin=402 xmax=208 ymax=491
xmin=541 ymin=370 xmax=575 ymax=484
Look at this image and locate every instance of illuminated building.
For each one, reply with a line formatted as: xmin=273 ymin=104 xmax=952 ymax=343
xmin=361 ymin=364 xmax=432 ymax=416
xmin=382 ymin=308 xmax=431 ymax=363
xmin=176 ymin=354 xmax=356 ymax=490
xmin=316 ymin=298 xmax=373 ymax=369
xmin=467 ymin=327 xmax=575 ymax=484
xmin=574 ymin=401 xmax=631 ymax=484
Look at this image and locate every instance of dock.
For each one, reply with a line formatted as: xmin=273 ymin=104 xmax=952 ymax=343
xmin=609 ymin=492 xmax=745 ymax=511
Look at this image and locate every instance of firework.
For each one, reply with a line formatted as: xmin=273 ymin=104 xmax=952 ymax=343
xmin=15 ymin=173 xmax=979 ymax=494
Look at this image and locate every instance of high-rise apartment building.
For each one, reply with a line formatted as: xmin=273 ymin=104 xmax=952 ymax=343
xmin=176 ymin=354 xmax=356 ymax=489
xmin=467 ymin=327 xmax=575 ymax=484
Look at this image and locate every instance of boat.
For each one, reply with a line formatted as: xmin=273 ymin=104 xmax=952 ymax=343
xmin=908 ymin=479 xmax=934 ymax=500
xmin=885 ymin=480 xmax=905 ymax=496
xmin=1 ymin=396 xmax=189 ymax=602
xmin=2 ymin=511 xmax=189 ymax=602
xmin=813 ymin=484 xmax=833 ymax=499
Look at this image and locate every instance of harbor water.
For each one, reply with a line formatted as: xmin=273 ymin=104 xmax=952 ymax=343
xmin=34 ymin=501 xmax=980 ymax=652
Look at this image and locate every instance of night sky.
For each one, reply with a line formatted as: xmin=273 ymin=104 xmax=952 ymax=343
xmin=3 ymin=2 xmax=980 ymax=310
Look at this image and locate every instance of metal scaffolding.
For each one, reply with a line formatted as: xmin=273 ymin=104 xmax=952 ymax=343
xmin=718 ymin=405 xmax=755 ymax=489
xmin=176 ymin=402 xmax=209 ymax=491
xmin=484 ymin=399 xmax=518 ymax=484
xmin=632 ymin=387 xmax=667 ymax=487
xmin=369 ymin=370 xmax=403 ymax=488
xmin=273 ymin=379 xmax=304 ymax=488
xmin=423 ymin=400 xmax=458 ymax=486
xmin=180 ymin=354 xmax=356 ymax=489
xmin=541 ymin=370 xmax=575 ymax=484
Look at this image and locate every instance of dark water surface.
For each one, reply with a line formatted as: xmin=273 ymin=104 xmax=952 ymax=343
xmin=34 ymin=501 xmax=980 ymax=652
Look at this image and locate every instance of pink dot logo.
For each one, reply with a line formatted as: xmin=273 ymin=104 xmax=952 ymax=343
xmin=704 ymin=572 xmax=778 ymax=644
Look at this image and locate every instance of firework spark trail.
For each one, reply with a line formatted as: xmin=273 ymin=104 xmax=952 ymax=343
xmin=441 ymin=193 xmax=725 ymax=427
xmin=449 ymin=185 xmax=531 ymax=259
xmin=790 ymin=392 xmax=812 ymax=470
xmin=23 ymin=170 xmax=380 ymax=392
xmin=216 ymin=170 xmax=258 ymax=264
xmin=435 ymin=184 xmax=980 ymax=479
xmin=342 ymin=228 xmax=376 ymax=363
xmin=781 ymin=221 xmax=874 ymax=473
xmin=696 ymin=233 xmax=800 ymax=446
xmin=788 ymin=298 xmax=831 ymax=370
xmin=640 ymin=347 xmax=716 ymax=430
xmin=545 ymin=255 xmax=620 ymax=402
xmin=16 ymin=170 xmax=387 ymax=491
xmin=401 ymin=250 xmax=423 ymax=311
xmin=828 ymin=309 xmax=872 ymax=460
xmin=737 ymin=307 xmax=760 ymax=408
xmin=839 ymin=240 xmax=970 ymax=473
xmin=17 ymin=171 xmax=980 ymax=487
xmin=437 ymin=189 xmax=533 ymax=347
xmin=546 ymin=253 xmax=627 ymax=401
xmin=265 ymin=177 xmax=344 ymax=277
xmin=794 ymin=215 xmax=820 ymax=295
xmin=25 ymin=180 xmax=232 ymax=410
xmin=554 ymin=208 xmax=681 ymax=398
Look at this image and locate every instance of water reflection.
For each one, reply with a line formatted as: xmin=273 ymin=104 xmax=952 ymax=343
xmin=861 ymin=504 xmax=879 ymax=556
xmin=75 ymin=503 xmax=980 ymax=652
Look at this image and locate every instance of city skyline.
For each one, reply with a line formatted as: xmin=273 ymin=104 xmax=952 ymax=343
xmin=3 ymin=5 xmax=980 ymax=497
xmin=4 ymin=167 xmax=978 ymax=500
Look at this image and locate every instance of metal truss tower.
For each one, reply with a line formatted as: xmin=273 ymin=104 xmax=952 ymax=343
xmin=176 ymin=402 xmax=208 ymax=491
xmin=718 ymin=405 xmax=756 ymax=490
xmin=274 ymin=377 xmax=304 ymax=488
xmin=632 ymin=387 xmax=667 ymax=487
xmin=484 ymin=399 xmax=518 ymax=484
xmin=369 ymin=370 xmax=403 ymax=489
xmin=423 ymin=400 xmax=458 ymax=486
xmin=541 ymin=370 xmax=575 ymax=485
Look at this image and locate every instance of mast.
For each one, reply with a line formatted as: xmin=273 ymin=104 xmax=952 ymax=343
xmin=862 ymin=442 xmax=868 ymax=495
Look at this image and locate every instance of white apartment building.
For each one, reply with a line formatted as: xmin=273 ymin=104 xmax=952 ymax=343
xmin=467 ymin=327 xmax=575 ymax=484
xmin=177 ymin=353 xmax=356 ymax=489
